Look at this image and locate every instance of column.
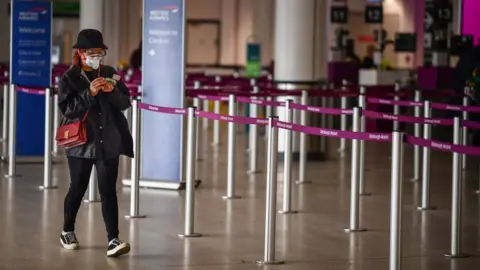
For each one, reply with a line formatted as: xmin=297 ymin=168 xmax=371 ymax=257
xmin=79 ymin=0 xmax=104 ymax=31
xmin=251 ymin=0 xmax=274 ymax=66
xmin=274 ymin=0 xmax=316 ymax=153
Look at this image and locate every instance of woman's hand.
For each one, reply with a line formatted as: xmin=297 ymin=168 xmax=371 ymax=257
xmin=102 ymin=82 xmax=114 ymax=92
xmin=90 ymin=78 xmax=105 ymax=96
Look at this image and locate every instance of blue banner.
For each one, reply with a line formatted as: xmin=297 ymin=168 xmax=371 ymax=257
xmin=10 ymin=1 xmax=52 ymax=156
xmin=141 ymin=0 xmax=185 ymax=183
xmin=11 ymin=0 xmax=52 ymax=88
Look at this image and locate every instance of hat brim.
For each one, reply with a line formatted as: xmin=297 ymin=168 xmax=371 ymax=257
xmin=72 ymin=44 xmax=108 ymax=50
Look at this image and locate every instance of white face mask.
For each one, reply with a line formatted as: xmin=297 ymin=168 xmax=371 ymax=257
xmin=85 ymin=56 xmax=102 ymax=69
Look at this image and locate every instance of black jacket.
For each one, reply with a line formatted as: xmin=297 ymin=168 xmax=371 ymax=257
xmin=58 ymin=65 xmax=134 ymax=160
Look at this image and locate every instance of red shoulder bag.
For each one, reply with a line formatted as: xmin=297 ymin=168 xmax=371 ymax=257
xmin=55 ymin=112 xmax=88 ymax=149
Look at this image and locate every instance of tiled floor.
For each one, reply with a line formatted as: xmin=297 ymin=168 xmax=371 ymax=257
xmin=0 ymin=132 xmax=479 ymax=270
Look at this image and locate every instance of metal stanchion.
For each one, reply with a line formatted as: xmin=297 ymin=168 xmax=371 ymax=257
xmin=52 ymin=91 xmax=59 ymax=155
xmin=264 ymin=96 xmax=273 ymax=140
xmin=320 ymin=85 xmax=327 ymax=153
xmin=256 ymin=117 xmax=283 ymax=265
xmin=393 ymin=82 xmax=400 ymax=131
xmin=297 ymin=90 xmax=310 ymax=184
xmin=339 ymin=80 xmax=348 ymax=153
xmin=40 ymin=88 xmax=56 ymax=190
xmin=125 ymin=99 xmax=146 ymax=218
xmin=412 ymin=90 xmax=422 ymax=182
xmin=223 ymin=94 xmax=240 ymax=199
xmin=212 ymin=100 xmax=221 ymax=145
xmin=444 ymin=117 xmax=469 ymax=258
xmin=279 ymin=100 xmax=297 ymax=214
xmin=202 ymin=98 xmax=209 ymax=130
xmin=389 ymin=131 xmax=404 ymax=270
xmin=345 ymin=107 xmax=366 ymax=232
xmin=418 ymin=101 xmax=435 ymax=210
xmin=193 ymin=97 xmax=202 ymax=161
xmin=461 ymin=96 xmax=468 ymax=170
xmin=178 ymin=107 xmax=201 ymax=237
xmin=1 ymin=84 xmax=8 ymax=143
xmin=5 ymin=84 xmax=17 ymax=178
xmin=248 ymin=88 xmax=259 ymax=173
xmin=84 ymin=169 xmax=100 ymax=203
xmin=358 ymin=87 xmax=369 ymax=196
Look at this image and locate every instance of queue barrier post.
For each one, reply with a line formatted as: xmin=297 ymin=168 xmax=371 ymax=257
xmin=297 ymin=90 xmax=311 ymax=184
xmin=1 ymin=84 xmax=8 ymax=144
xmin=418 ymin=100 xmax=435 ymax=210
xmin=320 ymin=85 xmax=328 ymax=154
xmin=393 ymin=82 xmax=400 ymax=131
xmin=339 ymin=80 xmax=348 ymax=153
xmin=389 ymin=131 xmax=404 ymax=270
xmin=40 ymin=87 xmax=57 ymax=190
xmin=193 ymin=97 xmax=202 ymax=161
xmin=279 ymin=99 xmax=297 ymax=214
xmin=125 ymin=99 xmax=146 ymax=218
xmin=264 ymin=96 xmax=273 ymax=140
xmin=178 ymin=107 xmax=202 ymax=238
xmin=84 ymin=169 xmax=100 ymax=203
xmin=5 ymin=84 xmax=17 ymax=178
xmin=256 ymin=116 xmax=284 ymax=266
xmin=212 ymin=99 xmax=221 ymax=146
xmin=345 ymin=107 xmax=366 ymax=233
xmin=461 ymin=96 xmax=468 ymax=170
xmin=358 ymin=87 xmax=369 ymax=196
xmin=52 ymin=90 xmax=59 ymax=155
xmin=223 ymin=94 xmax=241 ymax=199
xmin=444 ymin=117 xmax=469 ymax=258
xmin=248 ymin=87 xmax=260 ymax=173
xmin=412 ymin=89 xmax=422 ymax=182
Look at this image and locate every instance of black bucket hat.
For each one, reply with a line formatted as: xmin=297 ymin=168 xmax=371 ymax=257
xmin=72 ymin=29 xmax=108 ymax=50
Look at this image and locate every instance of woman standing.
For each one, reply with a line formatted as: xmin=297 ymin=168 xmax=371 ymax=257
xmin=57 ymin=29 xmax=133 ymax=257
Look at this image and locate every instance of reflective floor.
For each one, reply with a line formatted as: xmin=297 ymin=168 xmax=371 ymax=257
xmin=1 ymin=130 xmax=480 ymax=270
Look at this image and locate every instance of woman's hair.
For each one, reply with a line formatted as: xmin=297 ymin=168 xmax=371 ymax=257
xmin=72 ymin=50 xmax=82 ymax=66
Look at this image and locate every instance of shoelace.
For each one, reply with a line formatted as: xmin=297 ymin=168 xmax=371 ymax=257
xmin=109 ymin=239 xmax=122 ymax=246
xmin=65 ymin=233 xmax=77 ymax=243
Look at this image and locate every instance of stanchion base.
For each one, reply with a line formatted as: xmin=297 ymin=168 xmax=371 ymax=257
xmin=39 ymin=185 xmax=58 ymax=190
xmin=443 ymin=253 xmax=470 ymax=259
xmin=211 ymin=142 xmax=221 ymax=147
xmin=278 ymin=210 xmax=299 ymax=214
xmin=410 ymin=177 xmax=419 ymax=183
xmin=84 ymin=199 xmax=101 ymax=203
xmin=344 ymin=228 xmax=367 ymax=233
xmin=4 ymin=174 xmax=21 ymax=178
xmin=295 ymin=180 xmax=312 ymax=185
xmin=222 ymin=195 xmax=242 ymax=200
xmin=417 ymin=206 xmax=437 ymax=211
xmin=125 ymin=215 xmax=147 ymax=219
xmin=177 ymin=233 xmax=202 ymax=238
xmin=256 ymin=260 xmax=284 ymax=265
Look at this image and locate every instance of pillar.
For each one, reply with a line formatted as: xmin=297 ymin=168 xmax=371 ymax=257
xmin=251 ymin=0 xmax=274 ymax=66
xmin=274 ymin=0 xmax=316 ymax=153
xmin=79 ymin=0 xmax=104 ymax=31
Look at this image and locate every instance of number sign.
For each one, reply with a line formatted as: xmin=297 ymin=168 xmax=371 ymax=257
xmin=365 ymin=5 xmax=383 ymax=24
xmin=330 ymin=6 xmax=348 ymax=24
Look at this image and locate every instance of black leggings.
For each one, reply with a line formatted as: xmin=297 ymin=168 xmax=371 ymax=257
xmin=63 ymin=156 xmax=120 ymax=241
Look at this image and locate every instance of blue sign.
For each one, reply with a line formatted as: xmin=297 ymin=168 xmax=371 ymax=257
xmin=11 ymin=0 xmax=52 ymax=88
xmin=10 ymin=1 xmax=52 ymax=157
xmin=141 ymin=0 xmax=185 ymax=184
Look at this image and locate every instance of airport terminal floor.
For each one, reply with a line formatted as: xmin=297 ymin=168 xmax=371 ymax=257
xmin=1 ymin=131 xmax=480 ymax=270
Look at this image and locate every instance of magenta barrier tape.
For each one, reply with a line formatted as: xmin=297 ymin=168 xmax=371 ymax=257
xmin=16 ymin=86 xmax=46 ymax=95
xmin=362 ymin=110 xmax=454 ymax=126
xmin=405 ymin=136 xmax=480 ymax=156
xmin=195 ymin=110 xmax=269 ymax=126
xmin=430 ymin=102 xmax=480 ymax=114
xmin=138 ymin=102 xmax=187 ymax=115
xmin=462 ymin=120 xmax=480 ymax=130
xmin=367 ymin=97 xmax=423 ymax=107
xmin=195 ymin=94 xmax=230 ymax=102
xmin=273 ymin=120 xmax=392 ymax=142
xmin=236 ymin=96 xmax=285 ymax=107
xmin=290 ymin=102 xmax=353 ymax=115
